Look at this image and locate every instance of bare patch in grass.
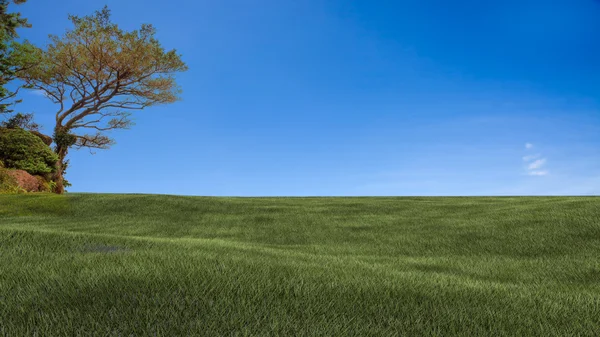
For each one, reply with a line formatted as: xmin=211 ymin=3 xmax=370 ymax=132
xmin=81 ymin=244 xmax=130 ymax=254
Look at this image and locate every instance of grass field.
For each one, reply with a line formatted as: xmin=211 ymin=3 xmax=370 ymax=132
xmin=1 ymin=194 xmax=599 ymax=336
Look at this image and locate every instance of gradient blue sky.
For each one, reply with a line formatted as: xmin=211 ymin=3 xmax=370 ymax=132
xmin=11 ymin=0 xmax=600 ymax=195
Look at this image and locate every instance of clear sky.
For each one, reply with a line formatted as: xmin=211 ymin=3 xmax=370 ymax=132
xmin=11 ymin=0 xmax=600 ymax=196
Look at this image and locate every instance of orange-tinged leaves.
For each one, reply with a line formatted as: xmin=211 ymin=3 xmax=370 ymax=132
xmin=19 ymin=6 xmax=187 ymax=150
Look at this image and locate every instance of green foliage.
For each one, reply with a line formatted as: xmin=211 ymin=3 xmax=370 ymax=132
xmin=0 ymin=0 xmax=38 ymax=114
xmin=1 ymin=112 xmax=38 ymax=130
xmin=47 ymin=179 xmax=57 ymax=192
xmin=34 ymin=175 xmax=50 ymax=192
xmin=0 ymin=127 xmax=58 ymax=174
xmin=0 ymin=1 xmax=28 ymax=39
xmin=53 ymin=129 xmax=76 ymax=149
xmin=0 ymin=167 xmax=15 ymax=191
xmin=0 ymin=167 xmax=25 ymax=193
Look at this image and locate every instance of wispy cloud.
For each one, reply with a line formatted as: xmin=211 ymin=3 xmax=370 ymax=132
xmin=523 ymin=154 xmax=540 ymax=161
xmin=523 ymin=143 xmax=548 ymax=176
xmin=528 ymin=159 xmax=546 ymax=170
xmin=30 ymin=90 xmax=47 ymax=97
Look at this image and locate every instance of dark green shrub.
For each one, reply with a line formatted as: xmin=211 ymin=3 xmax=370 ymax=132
xmin=0 ymin=128 xmax=58 ymax=175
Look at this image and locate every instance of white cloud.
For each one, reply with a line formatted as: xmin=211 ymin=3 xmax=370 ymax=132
xmin=30 ymin=90 xmax=47 ymax=97
xmin=528 ymin=159 xmax=547 ymax=170
xmin=523 ymin=145 xmax=549 ymax=177
xmin=523 ymin=154 xmax=540 ymax=162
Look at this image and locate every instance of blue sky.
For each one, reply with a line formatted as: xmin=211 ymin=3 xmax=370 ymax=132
xmin=11 ymin=0 xmax=600 ymax=195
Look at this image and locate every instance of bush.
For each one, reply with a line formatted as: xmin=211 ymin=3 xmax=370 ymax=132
xmin=0 ymin=128 xmax=58 ymax=175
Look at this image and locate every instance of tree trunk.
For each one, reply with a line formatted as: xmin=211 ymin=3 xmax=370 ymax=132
xmin=53 ymin=145 xmax=68 ymax=194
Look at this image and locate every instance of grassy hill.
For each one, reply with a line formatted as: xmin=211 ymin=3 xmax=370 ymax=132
xmin=1 ymin=194 xmax=599 ymax=336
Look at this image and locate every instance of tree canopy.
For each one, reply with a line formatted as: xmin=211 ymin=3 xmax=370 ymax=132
xmin=18 ymin=6 xmax=187 ymax=193
xmin=20 ymin=6 xmax=187 ymax=150
xmin=0 ymin=0 xmax=36 ymax=114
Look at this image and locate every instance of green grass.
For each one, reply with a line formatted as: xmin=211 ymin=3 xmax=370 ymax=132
xmin=1 ymin=194 xmax=599 ymax=336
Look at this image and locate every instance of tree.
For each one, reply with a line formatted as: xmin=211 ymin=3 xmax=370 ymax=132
xmin=19 ymin=7 xmax=188 ymax=193
xmin=0 ymin=0 xmax=37 ymax=114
